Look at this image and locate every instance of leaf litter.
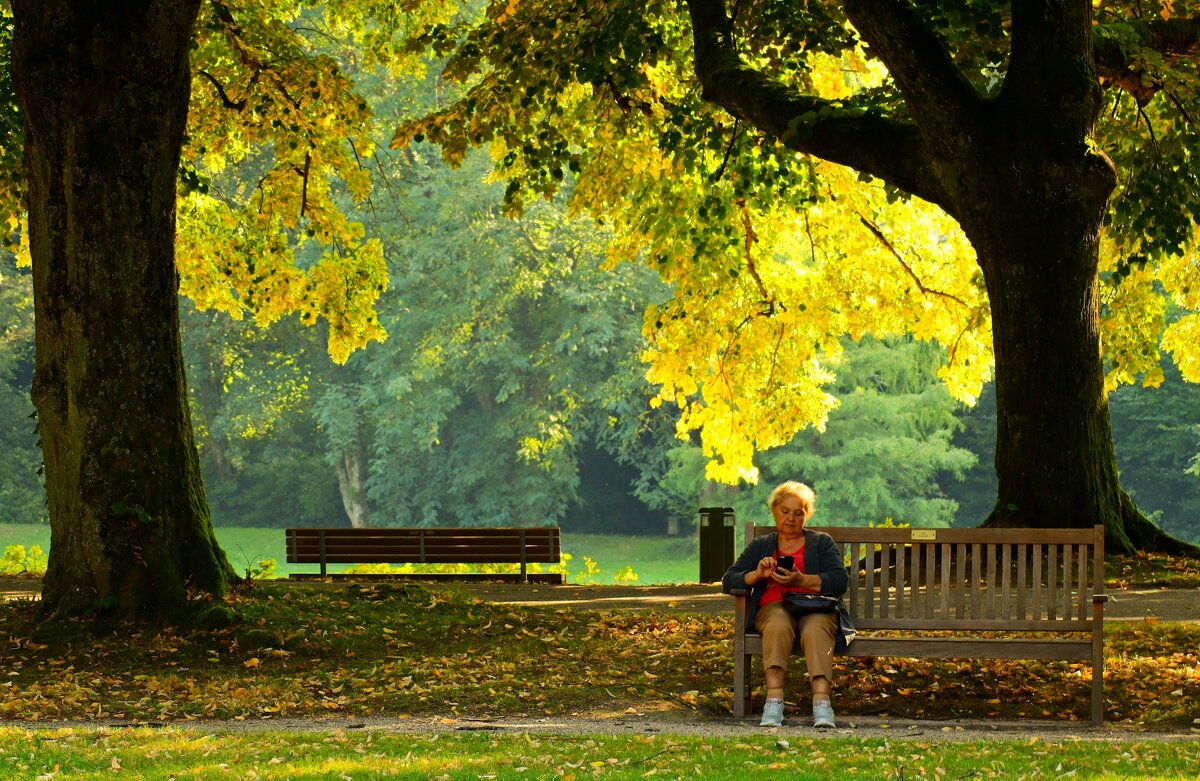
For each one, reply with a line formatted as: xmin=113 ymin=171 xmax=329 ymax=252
xmin=0 ymin=581 xmax=1196 ymax=726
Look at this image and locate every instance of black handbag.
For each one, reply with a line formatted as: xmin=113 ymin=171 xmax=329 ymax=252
xmin=782 ymin=593 xmax=838 ymax=618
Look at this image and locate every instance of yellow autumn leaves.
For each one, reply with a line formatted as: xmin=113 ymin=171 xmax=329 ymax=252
xmin=1100 ymin=235 xmax=1200 ymax=390
xmin=637 ymin=158 xmax=991 ymax=484
xmin=174 ymin=0 xmax=395 ymax=364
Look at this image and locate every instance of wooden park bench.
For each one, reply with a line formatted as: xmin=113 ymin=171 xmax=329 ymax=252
xmin=285 ymin=526 xmax=564 ymax=583
xmin=730 ymin=524 xmax=1108 ymax=724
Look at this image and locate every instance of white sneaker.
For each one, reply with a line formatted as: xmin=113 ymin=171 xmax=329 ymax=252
xmin=812 ymin=700 xmax=836 ymax=728
xmin=759 ymin=699 xmax=784 ymax=727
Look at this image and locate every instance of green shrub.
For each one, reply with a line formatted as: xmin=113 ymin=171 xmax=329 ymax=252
xmin=246 ymin=557 xmax=278 ymax=581
xmin=0 ymin=544 xmax=47 ymax=576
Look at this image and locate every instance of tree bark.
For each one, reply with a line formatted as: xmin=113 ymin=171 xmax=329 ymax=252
xmin=968 ymin=204 xmax=1194 ymax=553
xmin=954 ymin=17 xmax=1197 ymax=555
xmin=11 ymin=0 xmax=238 ymax=620
xmin=954 ymin=136 xmax=1154 ymax=553
xmin=335 ymin=449 xmax=370 ymax=528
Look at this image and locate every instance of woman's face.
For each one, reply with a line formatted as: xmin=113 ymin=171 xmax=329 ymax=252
xmin=772 ymin=493 xmax=811 ymax=538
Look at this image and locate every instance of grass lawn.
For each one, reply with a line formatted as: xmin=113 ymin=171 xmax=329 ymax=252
xmin=3 ymin=726 xmax=1199 ymax=779
xmin=6 ymin=522 xmax=1200 ymax=587
xmin=0 ymin=523 xmax=701 ymax=584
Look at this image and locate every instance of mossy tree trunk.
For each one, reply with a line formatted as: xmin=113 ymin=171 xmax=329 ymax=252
xmin=957 ymin=139 xmax=1184 ymax=554
xmin=11 ymin=0 xmax=238 ymax=620
xmin=952 ymin=15 xmax=1197 ymax=556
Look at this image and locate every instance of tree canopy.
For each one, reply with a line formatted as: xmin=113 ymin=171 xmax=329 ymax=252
xmin=394 ymin=0 xmax=1200 ymax=552
xmin=395 ymin=0 xmax=1200 ymax=472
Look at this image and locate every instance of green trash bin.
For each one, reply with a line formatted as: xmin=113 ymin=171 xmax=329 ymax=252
xmin=697 ymin=507 xmax=735 ymax=583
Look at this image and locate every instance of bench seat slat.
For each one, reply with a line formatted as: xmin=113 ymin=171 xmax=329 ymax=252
xmin=844 ymin=637 xmax=1093 ymax=661
xmin=288 ymin=552 xmax=561 ymax=564
xmin=287 ymin=544 xmax=560 ymax=554
xmin=818 ymin=527 xmax=1100 ymax=545
xmin=286 ymin=549 xmax=560 ymax=560
xmin=849 ymin=638 xmax=1094 ymax=662
xmin=855 ymin=617 xmax=1093 ymax=632
xmin=741 ymin=634 xmax=1093 ymax=661
xmin=286 ymin=527 xmax=560 ymax=536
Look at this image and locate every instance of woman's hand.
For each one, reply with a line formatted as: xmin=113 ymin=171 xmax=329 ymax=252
xmin=746 ymin=556 xmax=775 ymax=586
xmin=779 ymin=571 xmax=823 ymax=590
xmin=771 ymin=564 xmax=798 ymax=585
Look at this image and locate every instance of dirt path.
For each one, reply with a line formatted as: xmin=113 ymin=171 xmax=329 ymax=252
xmin=3 ymin=577 xmax=1198 ymax=621
xmin=1 ymin=713 xmax=1197 ymax=742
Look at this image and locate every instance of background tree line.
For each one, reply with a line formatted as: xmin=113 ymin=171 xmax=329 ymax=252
xmin=2 ymin=5 xmax=1199 ymax=544
xmin=4 ymin=179 xmax=1198 ymax=542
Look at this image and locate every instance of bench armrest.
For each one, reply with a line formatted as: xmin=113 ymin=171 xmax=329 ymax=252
xmin=727 ymin=588 xmax=749 ymax=597
xmin=1092 ymin=593 xmax=1109 ymax=603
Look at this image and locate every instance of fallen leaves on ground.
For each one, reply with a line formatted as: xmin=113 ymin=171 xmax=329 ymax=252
xmin=0 ymin=582 xmax=1196 ymax=725
xmin=1107 ymin=554 xmax=1200 ymax=589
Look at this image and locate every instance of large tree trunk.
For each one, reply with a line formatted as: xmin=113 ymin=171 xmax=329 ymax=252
xmin=960 ymin=118 xmax=1196 ymax=555
xmin=11 ymin=0 xmax=238 ymax=620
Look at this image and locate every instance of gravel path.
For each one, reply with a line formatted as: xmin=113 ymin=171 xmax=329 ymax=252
xmin=15 ymin=578 xmax=1195 ymax=621
xmin=2 ymin=714 xmax=1197 ymax=742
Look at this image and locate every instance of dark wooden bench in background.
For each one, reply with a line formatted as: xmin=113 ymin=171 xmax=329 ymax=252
xmin=285 ymin=526 xmax=564 ymax=583
xmin=731 ymin=524 xmax=1108 ymax=724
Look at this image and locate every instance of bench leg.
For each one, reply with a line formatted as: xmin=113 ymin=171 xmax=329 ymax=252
xmin=733 ymin=650 xmax=753 ymax=719
xmin=1092 ymin=603 xmax=1105 ymax=725
xmin=319 ymin=530 xmax=327 ymax=577
xmin=732 ymin=594 xmax=753 ymax=719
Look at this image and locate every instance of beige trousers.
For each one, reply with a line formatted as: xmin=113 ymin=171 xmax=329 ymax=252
xmin=754 ymin=601 xmax=838 ymax=680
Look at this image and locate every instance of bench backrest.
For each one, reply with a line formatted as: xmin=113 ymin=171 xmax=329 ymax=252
xmin=285 ymin=527 xmax=562 ymax=565
xmin=747 ymin=523 xmax=1105 ymax=632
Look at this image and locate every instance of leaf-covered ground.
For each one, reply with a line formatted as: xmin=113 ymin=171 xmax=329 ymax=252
xmin=0 ymin=581 xmax=1197 ymax=726
xmin=1107 ymin=553 xmax=1200 ymax=589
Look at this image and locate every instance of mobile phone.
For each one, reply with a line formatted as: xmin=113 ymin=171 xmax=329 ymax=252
xmin=776 ymin=555 xmax=795 ymax=572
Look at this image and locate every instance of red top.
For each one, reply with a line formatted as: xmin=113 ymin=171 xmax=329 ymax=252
xmin=760 ymin=547 xmax=817 ymax=606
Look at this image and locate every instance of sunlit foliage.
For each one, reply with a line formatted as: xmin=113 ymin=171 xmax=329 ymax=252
xmin=393 ymin=0 xmax=1200 ymax=487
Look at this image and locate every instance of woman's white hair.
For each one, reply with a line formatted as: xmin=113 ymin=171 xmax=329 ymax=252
xmin=768 ymin=481 xmax=816 ymax=514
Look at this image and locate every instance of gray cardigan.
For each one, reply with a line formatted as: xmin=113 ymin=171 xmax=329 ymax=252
xmin=722 ymin=529 xmax=856 ymax=651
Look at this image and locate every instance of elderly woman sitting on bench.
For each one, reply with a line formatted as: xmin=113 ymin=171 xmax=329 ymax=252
xmin=723 ymin=481 xmax=855 ymax=728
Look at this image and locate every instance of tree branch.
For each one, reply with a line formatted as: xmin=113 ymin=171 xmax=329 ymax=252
xmin=713 ymin=120 xmax=741 ymax=182
xmin=842 ymin=0 xmax=982 ymax=152
xmin=857 ymin=214 xmax=971 ymax=310
xmin=736 ymin=200 xmax=777 ymax=313
xmin=1165 ymin=89 xmax=1198 ymax=128
xmin=197 ymin=70 xmax=247 ymax=111
xmin=299 ymin=151 xmax=311 ymax=218
xmin=1094 ymin=16 xmax=1200 ymax=105
xmin=685 ymin=0 xmax=948 ymax=208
